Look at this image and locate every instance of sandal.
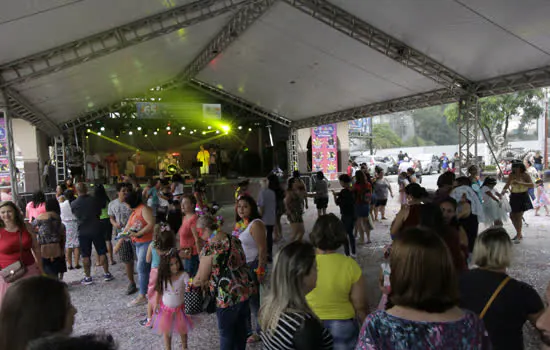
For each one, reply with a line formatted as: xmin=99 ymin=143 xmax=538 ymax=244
xmin=247 ymin=334 xmax=260 ymax=343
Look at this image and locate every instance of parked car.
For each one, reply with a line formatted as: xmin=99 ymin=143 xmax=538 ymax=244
xmin=382 ymin=156 xmax=398 ymax=175
xmin=415 ymin=154 xmax=441 ymax=175
xmin=355 ymin=155 xmax=389 ymax=174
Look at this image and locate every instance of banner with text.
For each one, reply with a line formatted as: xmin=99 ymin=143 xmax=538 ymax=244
xmin=311 ymin=124 xmax=338 ymax=180
xmin=0 ymin=112 xmax=10 ymax=186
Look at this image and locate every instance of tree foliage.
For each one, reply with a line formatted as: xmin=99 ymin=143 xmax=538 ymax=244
xmin=409 ymin=105 xmax=458 ymax=145
xmin=444 ymin=89 xmax=544 ymax=157
xmin=403 ymin=135 xmax=435 ymax=147
xmin=372 ymin=123 xmax=402 ymax=149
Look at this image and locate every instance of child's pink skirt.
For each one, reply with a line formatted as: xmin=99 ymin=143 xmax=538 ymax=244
xmin=147 ymin=267 xmax=158 ymax=300
xmin=152 ymin=302 xmax=193 ymax=334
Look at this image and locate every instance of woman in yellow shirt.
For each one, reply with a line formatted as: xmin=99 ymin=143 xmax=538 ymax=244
xmin=501 ymin=161 xmax=534 ymax=243
xmin=306 ymin=214 xmax=369 ymax=350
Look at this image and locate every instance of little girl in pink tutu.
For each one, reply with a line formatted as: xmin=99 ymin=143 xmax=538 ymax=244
xmin=154 ymin=250 xmax=193 ymax=350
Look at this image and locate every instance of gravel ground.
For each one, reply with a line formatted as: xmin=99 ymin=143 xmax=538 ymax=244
xmin=66 ymin=175 xmax=549 ymax=349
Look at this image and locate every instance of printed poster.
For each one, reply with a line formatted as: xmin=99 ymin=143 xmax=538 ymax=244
xmin=0 ymin=113 xmax=10 ymax=186
xmin=202 ymin=104 xmax=222 ymax=119
xmin=311 ymin=124 xmax=338 ymax=180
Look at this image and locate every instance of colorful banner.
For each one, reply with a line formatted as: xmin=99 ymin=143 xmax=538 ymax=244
xmin=311 ymin=124 xmax=338 ymax=180
xmin=348 ymin=117 xmax=372 ymax=134
xmin=0 ymin=113 xmax=10 ymax=186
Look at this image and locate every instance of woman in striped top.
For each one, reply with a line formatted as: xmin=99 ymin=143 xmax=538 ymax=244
xmin=259 ymin=241 xmax=333 ymax=350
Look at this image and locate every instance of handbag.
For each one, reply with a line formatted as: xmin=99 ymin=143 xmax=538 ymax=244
xmin=480 ymin=276 xmax=510 ymax=319
xmin=184 ymin=285 xmax=204 ymax=315
xmin=203 ymin=234 xmax=233 ymax=314
xmin=0 ymin=231 xmax=27 ymax=283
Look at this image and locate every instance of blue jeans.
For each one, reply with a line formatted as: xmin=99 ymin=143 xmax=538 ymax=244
xmin=184 ymin=254 xmax=199 ymax=277
xmin=323 ymin=319 xmax=359 ymax=350
xmin=217 ymin=300 xmax=249 ymax=350
xmin=341 ymin=215 xmax=356 ymax=256
xmin=135 ymin=241 xmax=152 ymax=296
xmin=528 ymin=187 xmax=536 ymax=201
xmin=246 ymin=260 xmax=261 ymax=336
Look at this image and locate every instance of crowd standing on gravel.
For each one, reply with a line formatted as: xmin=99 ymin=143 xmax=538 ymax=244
xmin=0 ymin=163 xmax=550 ymax=349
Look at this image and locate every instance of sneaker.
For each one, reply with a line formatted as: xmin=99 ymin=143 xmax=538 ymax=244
xmin=81 ymin=277 xmax=93 ymax=285
xmin=139 ymin=318 xmax=152 ymax=328
xmin=126 ymin=283 xmax=138 ymax=295
xmin=103 ymin=273 xmax=114 ymax=282
xmin=75 ymin=265 xmax=82 ymax=269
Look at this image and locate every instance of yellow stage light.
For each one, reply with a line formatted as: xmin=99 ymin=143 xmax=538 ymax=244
xmin=222 ymin=125 xmax=230 ymax=132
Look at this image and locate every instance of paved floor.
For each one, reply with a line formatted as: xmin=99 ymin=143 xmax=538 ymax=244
xmin=66 ymin=174 xmax=549 ymax=349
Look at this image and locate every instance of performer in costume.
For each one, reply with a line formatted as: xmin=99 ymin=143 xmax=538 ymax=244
xmin=196 ymin=145 xmax=210 ymax=175
xmin=104 ymin=153 xmax=119 ymax=183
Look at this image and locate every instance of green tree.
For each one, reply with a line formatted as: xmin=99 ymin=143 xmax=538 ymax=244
xmin=410 ymin=105 xmax=458 ymax=145
xmin=372 ymin=123 xmax=403 ymax=150
xmin=444 ymin=89 xmax=544 ymax=158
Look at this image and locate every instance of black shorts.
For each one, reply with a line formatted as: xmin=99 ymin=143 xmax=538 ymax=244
xmin=79 ymin=233 xmax=108 ymax=258
xmin=315 ymin=197 xmax=329 ymax=210
xmin=100 ymin=218 xmax=113 ymax=241
xmin=42 ymin=256 xmax=67 ymax=277
xmin=375 ymin=199 xmax=388 ymax=207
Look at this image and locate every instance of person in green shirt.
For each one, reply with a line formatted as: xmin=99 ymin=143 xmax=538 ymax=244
xmin=94 ymin=184 xmax=115 ymax=266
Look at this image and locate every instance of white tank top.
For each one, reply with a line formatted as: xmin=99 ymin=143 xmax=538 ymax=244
xmin=239 ymin=219 xmax=263 ymax=263
xmin=162 ymin=272 xmax=189 ymax=308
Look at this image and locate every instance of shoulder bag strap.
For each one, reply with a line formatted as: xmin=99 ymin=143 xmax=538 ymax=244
xmin=480 ymin=276 xmax=511 ymax=319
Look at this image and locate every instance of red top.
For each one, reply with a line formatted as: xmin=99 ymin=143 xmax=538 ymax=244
xmin=128 ymin=205 xmax=153 ymax=243
xmin=402 ymin=204 xmax=422 ymax=229
xmin=0 ymin=228 xmax=35 ymax=269
xmin=178 ymin=214 xmax=199 ymax=256
xmin=353 ymin=182 xmax=372 ymax=204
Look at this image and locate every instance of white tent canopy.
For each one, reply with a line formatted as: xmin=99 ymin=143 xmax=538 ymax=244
xmin=1 ymin=0 xmax=550 ymax=136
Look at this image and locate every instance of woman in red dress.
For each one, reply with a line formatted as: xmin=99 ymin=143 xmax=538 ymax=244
xmin=0 ymin=201 xmax=43 ymax=307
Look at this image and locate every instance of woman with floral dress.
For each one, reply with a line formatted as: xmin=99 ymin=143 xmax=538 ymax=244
xmin=193 ymin=213 xmax=256 ymax=350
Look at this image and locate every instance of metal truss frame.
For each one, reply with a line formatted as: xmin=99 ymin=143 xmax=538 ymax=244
xmin=3 ymin=87 xmax=61 ymax=136
xmin=287 ymin=128 xmax=299 ymax=171
xmin=293 ymin=88 xmax=458 ymax=128
xmin=283 ymin=0 xmax=469 ymax=91
xmin=0 ymin=0 xmax=251 ymax=88
xmin=160 ymin=0 xmax=278 ymax=91
xmin=475 ymin=65 xmax=550 ymax=97
xmin=61 ymin=0 xmax=279 ymax=130
xmin=457 ymin=95 xmax=479 ymax=175
xmin=61 ymin=101 xmax=123 ymax=130
xmin=188 ymin=79 xmax=292 ymax=126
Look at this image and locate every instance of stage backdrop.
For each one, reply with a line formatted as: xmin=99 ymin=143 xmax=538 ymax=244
xmin=311 ymin=124 xmax=338 ymax=180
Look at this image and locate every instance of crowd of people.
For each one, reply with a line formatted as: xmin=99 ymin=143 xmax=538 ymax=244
xmin=0 ymin=162 xmax=549 ymax=350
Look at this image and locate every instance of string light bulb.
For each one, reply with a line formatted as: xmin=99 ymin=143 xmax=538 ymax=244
xmin=153 ymin=131 xmax=158 ymax=135
xmin=100 ymin=126 xmax=105 ymax=131
xmin=137 ymin=126 xmax=142 ymax=131
xmin=181 ymin=126 xmax=186 ymax=130
xmin=166 ymin=126 xmax=171 ymax=131
xmin=128 ymin=131 xmax=133 ymax=135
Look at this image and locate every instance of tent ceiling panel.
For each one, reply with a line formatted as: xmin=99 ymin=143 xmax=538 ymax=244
xmin=328 ymin=0 xmax=550 ymax=81
xmin=197 ymin=2 xmax=442 ymax=121
xmin=0 ymin=0 xmax=198 ymax=64
xmin=10 ymin=14 xmax=231 ymax=124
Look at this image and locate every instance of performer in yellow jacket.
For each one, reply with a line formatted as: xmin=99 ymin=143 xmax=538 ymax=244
xmin=196 ymin=145 xmax=210 ymax=175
